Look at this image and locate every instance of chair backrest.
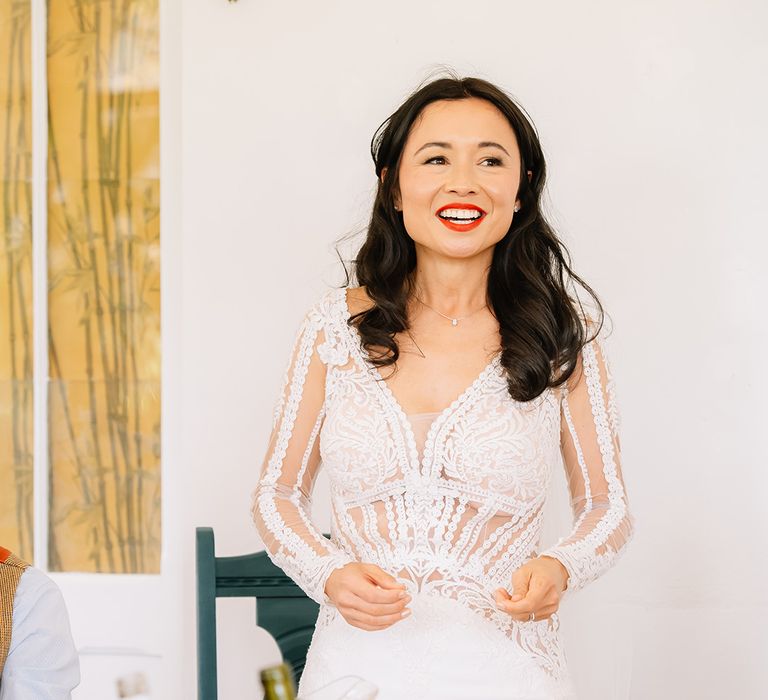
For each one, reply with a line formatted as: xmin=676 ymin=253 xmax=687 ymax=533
xmin=195 ymin=527 xmax=325 ymax=700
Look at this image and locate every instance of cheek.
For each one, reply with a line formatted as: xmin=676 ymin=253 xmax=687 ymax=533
xmin=399 ymin=170 xmax=437 ymax=205
xmin=487 ymin=179 xmax=519 ymax=210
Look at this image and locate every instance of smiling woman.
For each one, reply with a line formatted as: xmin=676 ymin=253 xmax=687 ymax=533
xmin=251 ymin=71 xmax=634 ymax=700
xmin=356 ymin=87 xmax=589 ymax=401
xmin=399 ymin=114 xmax=521 ymax=243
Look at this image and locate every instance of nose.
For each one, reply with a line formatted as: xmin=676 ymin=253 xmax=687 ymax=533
xmin=443 ymin=159 xmax=478 ymax=196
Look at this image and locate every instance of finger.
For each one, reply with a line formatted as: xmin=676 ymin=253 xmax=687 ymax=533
xmin=364 ymin=565 xmax=407 ymax=592
xmin=513 ymin=612 xmax=548 ymax=623
xmin=495 ymin=588 xmax=516 ymax=608
xmin=496 ymin=596 xmax=531 ymax=616
xmin=516 ymin=604 xmax=558 ymax=623
xmin=347 ymin=608 xmax=411 ymax=629
xmin=526 ymin=574 xmax=553 ymax=606
xmin=500 ymin=594 xmax=540 ymax=616
xmin=497 ymin=601 xmax=540 ymax=623
xmin=498 ymin=593 xmax=557 ymax=622
xmin=510 ymin=568 xmax=532 ymax=601
xmin=496 ymin=588 xmax=536 ymax=616
xmin=343 ymin=573 xmax=400 ymax=603
xmin=507 ymin=576 xmax=550 ymax=611
xmin=350 ymin=590 xmax=412 ymax=616
xmin=360 ymin=582 xmax=409 ymax=605
xmin=510 ymin=578 xmax=530 ymax=601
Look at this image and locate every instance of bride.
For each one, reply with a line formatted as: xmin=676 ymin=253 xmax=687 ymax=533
xmin=252 ymin=73 xmax=635 ymax=699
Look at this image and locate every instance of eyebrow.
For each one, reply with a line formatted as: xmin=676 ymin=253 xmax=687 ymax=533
xmin=413 ymin=141 xmax=511 ymax=157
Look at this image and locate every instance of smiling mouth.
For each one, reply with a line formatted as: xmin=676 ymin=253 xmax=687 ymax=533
xmin=435 ymin=208 xmax=486 ymax=232
xmin=436 ymin=209 xmax=485 ymax=223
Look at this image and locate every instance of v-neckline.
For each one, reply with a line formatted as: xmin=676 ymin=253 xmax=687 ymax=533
xmin=336 ymin=287 xmax=502 ymax=477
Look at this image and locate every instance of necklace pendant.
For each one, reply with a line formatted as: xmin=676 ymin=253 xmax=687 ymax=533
xmin=451 ymin=318 xmax=458 ymax=326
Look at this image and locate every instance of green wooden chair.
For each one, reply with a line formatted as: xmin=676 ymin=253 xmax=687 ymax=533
xmin=195 ymin=526 xmax=327 ymax=699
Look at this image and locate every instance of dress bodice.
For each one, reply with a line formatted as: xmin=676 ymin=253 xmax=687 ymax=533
xmin=251 ymin=286 xmax=635 ymax=685
xmin=406 ymin=412 xmax=441 ymax=466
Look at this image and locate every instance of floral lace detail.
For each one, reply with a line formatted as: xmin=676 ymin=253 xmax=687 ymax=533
xmin=537 ymin=325 xmax=635 ymax=595
xmin=304 ymin=584 xmax=577 ymax=699
xmin=252 ymin=286 xmax=635 ymax=688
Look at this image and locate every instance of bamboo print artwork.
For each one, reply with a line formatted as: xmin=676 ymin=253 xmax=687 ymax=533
xmin=0 ymin=0 xmax=34 ymax=563
xmin=47 ymin=0 xmax=160 ymax=573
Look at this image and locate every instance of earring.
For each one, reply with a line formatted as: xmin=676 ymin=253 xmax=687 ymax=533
xmin=514 ymin=205 xmax=520 ymax=212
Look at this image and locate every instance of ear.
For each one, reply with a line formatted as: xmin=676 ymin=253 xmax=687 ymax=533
xmin=527 ymin=169 xmax=533 ymax=181
xmin=381 ymin=166 xmax=402 ymax=209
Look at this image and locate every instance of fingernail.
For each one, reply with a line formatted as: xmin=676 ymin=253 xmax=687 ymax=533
xmin=401 ymin=609 xmax=412 ymax=618
xmin=398 ymin=591 xmax=406 ymax=598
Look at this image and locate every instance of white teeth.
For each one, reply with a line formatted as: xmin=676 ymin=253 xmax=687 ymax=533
xmin=438 ymin=208 xmax=482 ymax=220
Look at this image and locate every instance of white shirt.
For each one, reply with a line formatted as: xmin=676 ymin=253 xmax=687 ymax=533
xmin=1 ymin=567 xmax=80 ymax=699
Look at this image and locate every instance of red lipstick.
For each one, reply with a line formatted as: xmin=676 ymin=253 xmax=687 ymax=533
xmin=435 ymin=202 xmax=486 ymax=232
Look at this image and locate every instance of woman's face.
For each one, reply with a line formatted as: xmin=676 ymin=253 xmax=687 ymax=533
xmin=386 ymin=97 xmax=526 ymax=260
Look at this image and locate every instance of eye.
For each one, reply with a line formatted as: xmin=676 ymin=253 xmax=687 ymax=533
xmin=424 ymin=156 xmax=503 ymax=166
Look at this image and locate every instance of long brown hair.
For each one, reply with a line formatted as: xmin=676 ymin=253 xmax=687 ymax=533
xmin=336 ymin=71 xmax=605 ymax=402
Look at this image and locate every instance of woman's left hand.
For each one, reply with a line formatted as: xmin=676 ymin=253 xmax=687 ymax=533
xmin=494 ymin=556 xmax=569 ymax=622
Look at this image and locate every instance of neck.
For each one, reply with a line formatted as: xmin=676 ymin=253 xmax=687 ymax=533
xmin=410 ymin=249 xmax=490 ymax=317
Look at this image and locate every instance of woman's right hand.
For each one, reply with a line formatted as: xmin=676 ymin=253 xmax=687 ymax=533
xmin=324 ymin=563 xmax=412 ymax=631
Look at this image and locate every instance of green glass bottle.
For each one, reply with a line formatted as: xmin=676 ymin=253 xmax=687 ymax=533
xmin=260 ymin=662 xmax=297 ymax=700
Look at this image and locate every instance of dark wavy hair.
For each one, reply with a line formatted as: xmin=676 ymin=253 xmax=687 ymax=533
xmin=335 ymin=70 xmax=606 ymax=402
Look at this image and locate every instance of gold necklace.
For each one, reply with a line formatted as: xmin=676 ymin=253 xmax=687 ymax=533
xmin=414 ymin=295 xmax=488 ymax=327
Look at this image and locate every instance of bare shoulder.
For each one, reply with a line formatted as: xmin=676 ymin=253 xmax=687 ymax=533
xmin=345 ymin=285 xmax=375 ymax=315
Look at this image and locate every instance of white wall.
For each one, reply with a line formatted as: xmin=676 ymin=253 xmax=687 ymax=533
xmin=58 ymin=1 xmax=768 ymax=698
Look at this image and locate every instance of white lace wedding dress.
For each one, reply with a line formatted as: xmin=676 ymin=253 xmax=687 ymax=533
xmin=251 ymin=287 xmax=635 ymax=699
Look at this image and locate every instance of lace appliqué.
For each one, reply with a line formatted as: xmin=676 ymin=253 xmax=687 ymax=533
xmin=254 ymin=286 xmax=634 ymax=691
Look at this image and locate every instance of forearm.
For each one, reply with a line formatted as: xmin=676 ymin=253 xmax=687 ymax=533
xmin=538 ymin=502 xmax=635 ymax=594
xmin=252 ymin=483 xmax=355 ymax=604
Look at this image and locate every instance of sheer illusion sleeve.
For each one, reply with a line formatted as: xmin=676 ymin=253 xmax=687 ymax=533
xmin=250 ymin=303 xmax=356 ymax=605
xmin=538 ymin=323 xmax=635 ymax=596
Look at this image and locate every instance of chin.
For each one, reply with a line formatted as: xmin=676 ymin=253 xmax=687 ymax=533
xmin=437 ymin=241 xmax=490 ymax=259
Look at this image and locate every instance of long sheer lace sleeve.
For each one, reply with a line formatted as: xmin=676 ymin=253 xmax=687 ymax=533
xmin=251 ymin=303 xmax=356 ymax=605
xmin=538 ymin=323 xmax=635 ymax=596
